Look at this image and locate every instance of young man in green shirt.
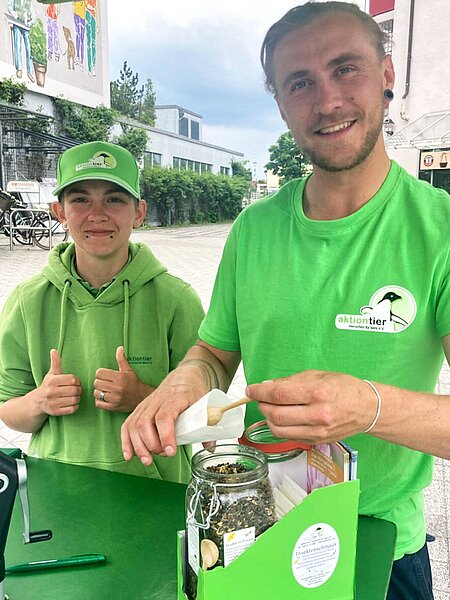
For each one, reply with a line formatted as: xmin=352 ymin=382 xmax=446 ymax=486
xmin=121 ymin=4 xmax=450 ymax=596
xmin=0 ymin=141 xmax=204 ymax=482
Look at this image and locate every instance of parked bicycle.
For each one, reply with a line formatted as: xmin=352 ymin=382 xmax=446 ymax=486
xmin=10 ymin=206 xmax=69 ymax=249
xmin=0 ymin=190 xmax=33 ymax=246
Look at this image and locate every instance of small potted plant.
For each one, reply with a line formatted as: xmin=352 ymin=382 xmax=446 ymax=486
xmin=29 ymin=19 xmax=47 ymax=87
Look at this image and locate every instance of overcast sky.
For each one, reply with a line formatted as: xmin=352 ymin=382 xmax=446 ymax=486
xmin=106 ymin=1 xmax=308 ymax=178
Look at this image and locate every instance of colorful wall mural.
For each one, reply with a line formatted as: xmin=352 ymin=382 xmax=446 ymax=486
xmin=1 ymin=0 xmax=108 ymax=106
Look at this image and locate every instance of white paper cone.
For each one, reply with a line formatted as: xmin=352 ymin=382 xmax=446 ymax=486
xmin=175 ymin=389 xmax=246 ymax=445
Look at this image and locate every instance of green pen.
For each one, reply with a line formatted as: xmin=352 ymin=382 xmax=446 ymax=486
xmin=6 ymin=553 xmax=106 ymax=573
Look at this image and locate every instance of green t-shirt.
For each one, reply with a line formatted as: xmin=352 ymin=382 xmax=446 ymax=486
xmin=199 ymin=161 xmax=450 ymax=559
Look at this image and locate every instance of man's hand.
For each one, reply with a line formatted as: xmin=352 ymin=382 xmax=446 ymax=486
xmin=121 ymin=342 xmax=240 ymax=466
xmin=37 ymin=349 xmax=82 ymax=417
xmin=94 ymin=346 xmax=154 ymax=413
xmin=121 ymin=364 xmax=210 ymax=465
xmin=246 ymin=370 xmax=378 ymax=444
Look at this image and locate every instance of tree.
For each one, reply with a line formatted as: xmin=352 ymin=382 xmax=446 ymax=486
xmin=110 ymin=61 xmax=143 ymax=119
xmin=115 ymin=126 xmax=148 ymax=160
xmin=110 ymin=62 xmax=156 ymax=125
xmin=265 ymin=131 xmax=310 ymax=184
xmin=231 ymin=159 xmax=252 ymax=181
xmin=0 ymin=77 xmax=27 ymax=105
xmin=138 ymin=79 xmax=156 ymax=126
xmin=53 ymin=98 xmax=115 ymax=142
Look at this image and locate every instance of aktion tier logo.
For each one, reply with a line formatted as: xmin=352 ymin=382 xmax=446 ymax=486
xmin=75 ymin=151 xmax=117 ymax=172
xmin=335 ymin=286 xmax=416 ymax=333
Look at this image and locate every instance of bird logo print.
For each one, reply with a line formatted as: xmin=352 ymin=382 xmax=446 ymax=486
xmin=335 ymin=286 xmax=416 ymax=333
xmin=92 ymin=151 xmax=117 ymax=169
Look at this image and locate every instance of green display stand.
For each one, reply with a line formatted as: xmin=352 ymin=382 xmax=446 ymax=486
xmin=2 ymin=453 xmax=396 ymax=599
xmin=178 ymin=480 xmax=397 ymax=600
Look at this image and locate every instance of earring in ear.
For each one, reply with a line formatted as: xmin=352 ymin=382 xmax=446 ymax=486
xmin=384 ymin=89 xmax=394 ymax=100
xmin=62 ymin=221 xmax=69 ymax=231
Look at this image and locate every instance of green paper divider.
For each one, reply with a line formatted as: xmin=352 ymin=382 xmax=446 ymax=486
xmin=178 ymin=479 xmax=360 ymax=600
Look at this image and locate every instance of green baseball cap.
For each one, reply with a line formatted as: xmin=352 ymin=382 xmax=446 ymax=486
xmin=53 ymin=141 xmax=140 ymax=199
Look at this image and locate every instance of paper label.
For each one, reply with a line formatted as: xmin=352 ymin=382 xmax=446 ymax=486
xmin=292 ymin=523 xmax=339 ymax=588
xmin=187 ymin=522 xmax=200 ymax=573
xmin=223 ymin=526 xmax=255 ymax=567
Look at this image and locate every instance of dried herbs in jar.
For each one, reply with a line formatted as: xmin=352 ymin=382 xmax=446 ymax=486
xmin=184 ymin=444 xmax=276 ymax=600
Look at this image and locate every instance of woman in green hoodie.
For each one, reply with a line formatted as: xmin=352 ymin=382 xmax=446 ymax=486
xmin=0 ymin=141 xmax=205 ymax=482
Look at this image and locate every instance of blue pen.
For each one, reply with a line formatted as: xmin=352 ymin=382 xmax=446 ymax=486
xmin=6 ymin=553 xmax=106 ymax=573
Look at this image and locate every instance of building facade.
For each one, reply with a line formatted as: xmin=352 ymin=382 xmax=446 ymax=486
xmin=369 ymin=0 xmax=450 ymax=193
xmin=142 ymin=105 xmax=243 ymax=176
xmin=0 ymin=0 xmax=109 ymax=108
xmin=1 ymin=1 xmax=244 ymax=192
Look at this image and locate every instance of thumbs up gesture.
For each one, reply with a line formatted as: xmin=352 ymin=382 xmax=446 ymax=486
xmin=94 ymin=346 xmax=154 ymax=413
xmin=38 ymin=349 xmax=82 ymax=417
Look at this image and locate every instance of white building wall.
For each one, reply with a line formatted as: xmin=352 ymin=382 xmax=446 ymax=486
xmin=388 ymin=0 xmax=450 ymax=127
xmin=372 ymin=0 xmax=450 ymax=175
xmin=148 ymin=131 xmax=241 ymax=171
xmin=155 ymin=105 xmax=203 ymax=140
xmin=155 ymin=107 xmax=180 ymax=134
xmin=387 ymin=146 xmax=419 ymax=175
xmin=0 ymin=0 xmax=109 ymax=108
xmin=113 ymin=121 xmax=243 ymax=175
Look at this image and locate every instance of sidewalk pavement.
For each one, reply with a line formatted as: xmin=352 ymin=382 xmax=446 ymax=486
xmin=0 ymin=225 xmax=449 ymax=599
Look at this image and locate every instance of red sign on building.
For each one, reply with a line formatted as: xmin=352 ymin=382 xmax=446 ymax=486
xmin=369 ymin=0 xmax=395 ymax=16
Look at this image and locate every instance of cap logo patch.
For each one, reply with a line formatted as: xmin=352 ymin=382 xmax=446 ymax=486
xmin=75 ymin=151 xmax=117 ymax=172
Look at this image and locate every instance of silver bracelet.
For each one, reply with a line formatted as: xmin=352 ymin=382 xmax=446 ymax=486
xmin=363 ymin=380 xmax=382 ymax=433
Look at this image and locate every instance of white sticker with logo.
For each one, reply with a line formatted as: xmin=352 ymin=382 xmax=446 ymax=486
xmin=187 ymin=522 xmax=200 ymax=573
xmin=292 ymin=523 xmax=339 ymax=588
xmin=335 ymin=285 xmax=416 ymax=333
xmin=223 ymin=526 xmax=255 ymax=567
xmin=75 ymin=151 xmax=117 ymax=172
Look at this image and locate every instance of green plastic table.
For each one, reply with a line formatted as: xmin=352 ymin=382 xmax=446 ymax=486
xmin=3 ymin=455 xmax=396 ymax=599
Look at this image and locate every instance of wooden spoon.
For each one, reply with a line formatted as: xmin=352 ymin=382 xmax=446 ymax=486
xmin=206 ymin=396 xmax=251 ymax=426
xmin=201 ymin=539 xmax=219 ymax=570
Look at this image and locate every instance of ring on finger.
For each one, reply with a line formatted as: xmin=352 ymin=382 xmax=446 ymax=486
xmin=99 ymin=390 xmax=107 ymax=402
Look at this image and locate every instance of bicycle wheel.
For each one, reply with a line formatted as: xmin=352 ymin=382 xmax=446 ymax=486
xmin=0 ymin=209 xmax=10 ymax=237
xmin=32 ymin=214 xmax=68 ymax=249
xmin=10 ymin=209 xmax=34 ymax=245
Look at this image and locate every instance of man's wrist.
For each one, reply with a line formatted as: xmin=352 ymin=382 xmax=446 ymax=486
xmin=179 ymin=358 xmax=220 ymax=390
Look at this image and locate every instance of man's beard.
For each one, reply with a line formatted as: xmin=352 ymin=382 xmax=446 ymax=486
xmin=298 ymin=107 xmax=384 ymax=173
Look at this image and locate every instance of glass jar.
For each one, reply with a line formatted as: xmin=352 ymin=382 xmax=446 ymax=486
xmin=184 ymin=444 xmax=276 ymax=600
xmin=239 ymin=420 xmax=311 ymax=488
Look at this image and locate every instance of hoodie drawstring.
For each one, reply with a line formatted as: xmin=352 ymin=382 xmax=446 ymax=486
xmin=122 ymin=280 xmax=130 ymax=357
xmin=56 ymin=279 xmax=131 ymax=359
xmin=57 ymin=280 xmax=71 ymax=355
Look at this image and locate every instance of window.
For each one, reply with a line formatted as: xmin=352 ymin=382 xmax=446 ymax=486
xmin=173 ymin=157 xmax=212 ymax=173
xmin=179 ymin=117 xmax=189 ymax=137
xmin=143 ymin=152 xmax=162 ymax=168
xmin=191 ymin=120 xmax=200 ymax=140
xmin=379 ymin=19 xmax=393 ymax=55
xmin=220 ymin=166 xmax=230 ymax=176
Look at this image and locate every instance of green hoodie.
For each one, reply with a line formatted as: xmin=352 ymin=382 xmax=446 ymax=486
xmin=0 ymin=242 xmax=205 ymax=482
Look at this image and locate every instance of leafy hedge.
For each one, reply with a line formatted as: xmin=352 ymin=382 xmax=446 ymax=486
xmin=141 ymin=167 xmax=248 ymax=225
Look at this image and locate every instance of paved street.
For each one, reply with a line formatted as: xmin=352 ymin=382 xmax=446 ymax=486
xmin=0 ymin=225 xmax=449 ymax=598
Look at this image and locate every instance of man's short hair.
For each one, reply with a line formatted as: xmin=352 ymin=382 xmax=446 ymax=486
xmin=261 ymin=1 xmax=389 ymax=95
